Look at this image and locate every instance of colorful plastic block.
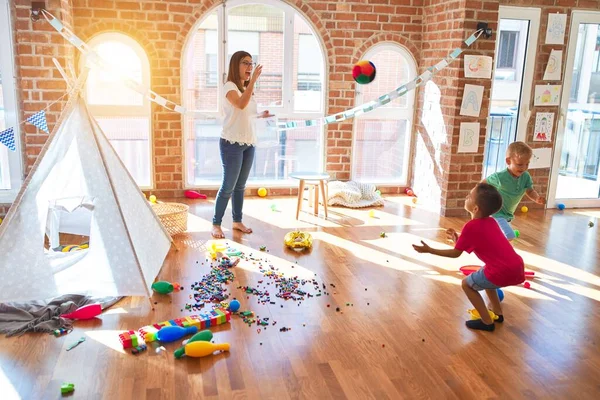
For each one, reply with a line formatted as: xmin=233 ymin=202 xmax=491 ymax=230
xmin=61 ymin=383 xmax=75 ymax=394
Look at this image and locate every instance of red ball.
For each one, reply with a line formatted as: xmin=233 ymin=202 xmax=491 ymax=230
xmin=524 ymin=282 xmax=531 ymax=289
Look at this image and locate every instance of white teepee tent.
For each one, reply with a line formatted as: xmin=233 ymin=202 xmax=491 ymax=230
xmin=0 ymin=93 xmax=173 ymax=302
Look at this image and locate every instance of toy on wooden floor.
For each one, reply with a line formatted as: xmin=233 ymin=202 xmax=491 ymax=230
xmin=208 ymin=242 xmax=227 ymax=259
xmin=175 ymin=330 xmax=214 ymax=358
xmin=182 ymin=341 xmax=230 ymax=358
xmin=460 ymin=265 xmax=535 ymax=278
xmin=514 ymin=230 xmax=520 ymax=238
xmin=55 ymin=243 xmax=89 ymax=252
xmin=284 ymin=231 xmax=313 ymax=251
xmin=497 ymin=288 xmax=504 ymax=302
xmin=220 ymin=257 xmax=240 ymax=268
xmin=412 ymin=197 xmax=418 ymax=204
xmin=184 ymin=190 xmax=207 ymax=199
xmin=61 ymin=383 xmax=75 ymax=395
xmin=137 ymin=308 xmax=231 ymax=343
xmin=156 ymin=326 xmax=198 ymax=343
xmin=131 ymin=344 xmax=147 ymax=355
xmin=352 ymin=60 xmax=376 ymax=84
xmin=405 ymin=187 xmax=415 ymax=197
xmin=61 ymin=303 xmax=101 ymax=320
xmin=521 ymin=206 xmax=528 ymax=213
xmin=368 ymin=210 xmax=375 ymax=218
xmin=523 ymin=282 xmax=531 ymax=289
xmin=468 ymin=308 xmax=500 ymax=321
xmin=257 ymin=187 xmax=267 ymax=197
xmin=53 ymin=328 xmax=71 ymax=337
xmin=589 ymin=221 xmax=595 ymax=228
xmin=66 ymin=337 xmax=86 ymax=351
xmin=375 ymin=190 xmax=381 ymax=196
xmin=149 ymin=195 xmax=157 ymax=203
xmin=270 ymin=204 xmax=277 ymax=211
xmin=228 ymin=299 xmax=241 ymax=312
xmin=151 ymin=281 xmax=182 ymax=294
xmin=119 ymin=330 xmax=141 ymax=349
xmin=557 ymin=203 xmax=566 ymax=210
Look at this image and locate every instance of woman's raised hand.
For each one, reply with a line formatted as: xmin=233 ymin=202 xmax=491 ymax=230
xmin=251 ymin=64 xmax=263 ymax=83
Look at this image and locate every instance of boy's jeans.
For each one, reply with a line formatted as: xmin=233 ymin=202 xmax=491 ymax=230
xmin=212 ymin=138 xmax=256 ymax=226
xmin=494 ymin=217 xmax=516 ymax=240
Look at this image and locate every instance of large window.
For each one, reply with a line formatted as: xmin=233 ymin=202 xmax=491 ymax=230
xmin=83 ymin=33 xmax=152 ymax=188
xmin=0 ymin=0 xmax=22 ymax=196
xmin=183 ymin=1 xmax=326 ymax=186
xmin=352 ymin=44 xmax=416 ymax=184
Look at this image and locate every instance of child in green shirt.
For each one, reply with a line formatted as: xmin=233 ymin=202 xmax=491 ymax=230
xmin=484 ymin=141 xmax=545 ymax=239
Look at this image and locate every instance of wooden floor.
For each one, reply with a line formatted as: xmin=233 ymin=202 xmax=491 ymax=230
xmin=1 ymin=195 xmax=599 ymax=399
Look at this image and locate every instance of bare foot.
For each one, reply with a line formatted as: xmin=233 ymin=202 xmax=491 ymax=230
xmin=232 ymin=222 xmax=252 ymax=234
xmin=212 ymin=225 xmax=225 ymax=239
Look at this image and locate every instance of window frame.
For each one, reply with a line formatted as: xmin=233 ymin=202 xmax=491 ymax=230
xmin=81 ymin=32 xmax=154 ymax=189
xmin=181 ymin=0 xmax=327 ymax=188
xmin=0 ymin=0 xmax=23 ymax=201
xmin=351 ymin=42 xmax=417 ymax=185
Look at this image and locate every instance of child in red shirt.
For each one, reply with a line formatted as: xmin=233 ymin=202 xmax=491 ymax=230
xmin=413 ymin=183 xmax=525 ymax=331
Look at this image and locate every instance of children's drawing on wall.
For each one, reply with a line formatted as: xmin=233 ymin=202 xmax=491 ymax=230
xmin=460 ymin=84 xmax=484 ymax=117
xmin=543 ymin=50 xmax=563 ymax=81
xmin=530 ymin=148 xmax=552 ymax=169
xmin=534 ymin=85 xmax=561 ymax=106
xmin=464 ymin=55 xmax=493 ymax=79
xmin=457 ymin=122 xmax=480 ymax=153
xmin=545 ymin=13 xmax=567 ymax=45
xmin=534 ymin=112 xmax=554 ymax=142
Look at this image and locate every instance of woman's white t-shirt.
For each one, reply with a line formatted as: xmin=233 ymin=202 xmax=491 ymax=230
xmin=221 ymin=81 xmax=257 ymax=146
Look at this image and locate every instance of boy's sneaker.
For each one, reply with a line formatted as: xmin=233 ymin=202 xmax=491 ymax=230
xmin=466 ymin=319 xmax=495 ymax=331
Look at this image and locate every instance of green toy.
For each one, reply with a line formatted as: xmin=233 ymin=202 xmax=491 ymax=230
xmin=380 ymin=232 xmax=386 ymax=238
xmin=151 ymin=281 xmax=180 ymax=294
xmin=174 ymin=330 xmax=214 ymax=358
xmin=514 ymin=230 xmax=520 ymax=238
xmin=61 ymin=383 xmax=75 ymax=395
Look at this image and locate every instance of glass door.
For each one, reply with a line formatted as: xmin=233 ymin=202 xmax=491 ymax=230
xmin=549 ymin=11 xmax=600 ymax=208
xmin=483 ymin=7 xmax=540 ymax=178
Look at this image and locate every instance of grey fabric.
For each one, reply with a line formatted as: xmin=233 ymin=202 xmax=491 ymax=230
xmin=0 ymin=295 xmax=121 ymax=337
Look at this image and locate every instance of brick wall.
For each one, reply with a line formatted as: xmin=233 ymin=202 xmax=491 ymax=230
xmin=2 ymin=0 xmax=599 ymax=217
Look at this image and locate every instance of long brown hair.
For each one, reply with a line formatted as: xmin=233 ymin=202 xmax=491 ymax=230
xmin=226 ymin=51 xmax=252 ymax=93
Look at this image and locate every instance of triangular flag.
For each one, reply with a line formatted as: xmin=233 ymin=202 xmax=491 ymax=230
xmin=0 ymin=127 xmax=16 ymax=151
xmin=27 ymin=110 xmax=49 ymax=133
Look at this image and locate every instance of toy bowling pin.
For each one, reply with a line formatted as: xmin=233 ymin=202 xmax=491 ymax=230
xmin=184 ymin=341 xmax=230 ymax=358
xmin=61 ymin=303 xmax=102 ymax=320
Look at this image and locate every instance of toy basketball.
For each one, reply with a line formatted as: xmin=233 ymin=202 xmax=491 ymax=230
xmin=352 ymin=60 xmax=376 ymax=84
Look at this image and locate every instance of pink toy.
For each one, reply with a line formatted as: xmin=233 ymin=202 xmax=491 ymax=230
xmin=460 ymin=265 xmax=535 ymax=277
xmin=185 ymin=190 xmax=207 ymax=199
xmin=61 ymin=303 xmax=102 ymax=320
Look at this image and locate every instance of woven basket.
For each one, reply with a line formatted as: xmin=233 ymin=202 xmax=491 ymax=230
xmin=150 ymin=202 xmax=189 ymax=236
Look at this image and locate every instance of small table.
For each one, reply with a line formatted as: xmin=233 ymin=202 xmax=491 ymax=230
xmin=290 ymin=173 xmax=330 ymax=219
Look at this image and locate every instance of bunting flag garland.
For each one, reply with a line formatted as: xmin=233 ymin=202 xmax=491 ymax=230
xmin=0 ymin=127 xmax=16 ymax=152
xmin=277 ymin=29 xmax=485 ymax=132
xmin=42 ymin=10 xmax=186 ymax=114
xmin=26 ymin=110 xmax=49 ymax=133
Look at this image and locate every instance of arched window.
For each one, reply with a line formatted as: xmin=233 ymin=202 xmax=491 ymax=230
xmin=83 ymin=33 xmax=152 ymax=188
xmin=352 ymin=44 xmax=417 ymax=184
xmin=0 ymin=0 xmax=22 ymax=196
xmin=183 ymin=0 xmax=326 ymax=186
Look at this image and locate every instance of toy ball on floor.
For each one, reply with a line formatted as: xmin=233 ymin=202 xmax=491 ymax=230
xmin=557 ymin=203 xmax=566 ymax=210
xmin=521 ymin=206 xmax=528 ymax=213
xmin=352 ymin=60 xmax=376 ymax=84
xmin=149 ymin=195 xmax=157 ymax=203
xmin=497 ymin=288 xmax=504 ymax=302
xmin=229 ymin=299 xmax=241 ymax=312
xmin=523 ymin=282 xmax=531 ymax=289
xmin=257 ymin=187 xmax=267 ymax=197
xmin=368 ymin=210 xmax=375 ymax=218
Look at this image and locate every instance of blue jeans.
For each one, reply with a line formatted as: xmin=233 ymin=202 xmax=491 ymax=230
xmin=494 ymin=217 xmax=516 ymax=240
xmin=212 ymin=138 xmax=255 ymax=226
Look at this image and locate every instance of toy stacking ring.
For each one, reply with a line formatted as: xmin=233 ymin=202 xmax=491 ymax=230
xmin=284 ymin=231 xmax=313 ymax=251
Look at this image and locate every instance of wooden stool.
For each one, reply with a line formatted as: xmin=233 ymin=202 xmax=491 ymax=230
xmin=290 ymin=173 xmax=330 ymax=219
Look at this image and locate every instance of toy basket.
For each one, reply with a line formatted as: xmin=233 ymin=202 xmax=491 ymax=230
xmin=150 ymin=202 xmax=189 ymax=236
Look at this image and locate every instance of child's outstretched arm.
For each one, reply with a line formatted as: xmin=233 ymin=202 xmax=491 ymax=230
xmin=413 ymin=241 xmax=463 ymax=258
xmin=526 ymin=188 xmax=546 ymax=204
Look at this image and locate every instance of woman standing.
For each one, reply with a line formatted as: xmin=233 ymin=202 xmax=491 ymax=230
xmin=212 ymin=51 xmax=271 ymax=239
